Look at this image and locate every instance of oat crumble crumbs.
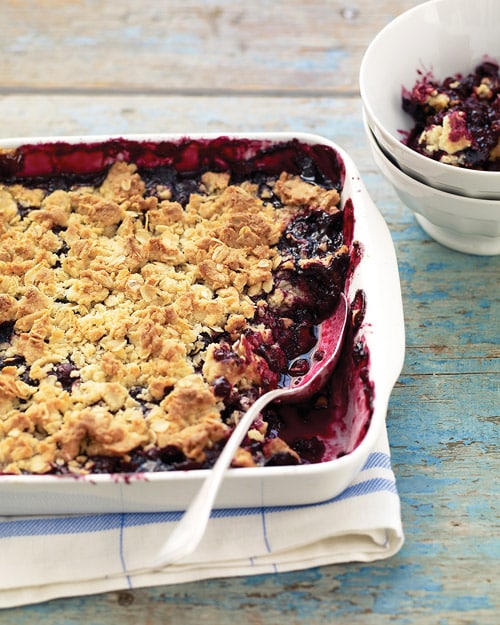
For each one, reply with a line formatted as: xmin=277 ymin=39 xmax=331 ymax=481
xmin=0 ymin=161 xmax=345 ymax=475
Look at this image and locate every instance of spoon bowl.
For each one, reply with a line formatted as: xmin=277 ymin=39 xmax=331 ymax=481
xmin=152 ymin=292 xmax=349 ymax=568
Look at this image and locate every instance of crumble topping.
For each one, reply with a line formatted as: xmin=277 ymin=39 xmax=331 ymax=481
xmin=0 ymin=159 xmax=347 ymax=475
xmin=402 ymin=60 xmax=500 ymax=170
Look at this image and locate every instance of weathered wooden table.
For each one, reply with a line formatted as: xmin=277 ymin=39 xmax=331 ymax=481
xmin=0 ymin=1 xmax=498 ymax=623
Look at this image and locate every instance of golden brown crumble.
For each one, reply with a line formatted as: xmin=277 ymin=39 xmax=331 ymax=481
xmin=0 ymin=163 xmax=343 ymax=475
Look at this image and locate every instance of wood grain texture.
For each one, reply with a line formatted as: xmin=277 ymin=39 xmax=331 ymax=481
xmin=0 ymin=0 xmax=425 ymax=95
xmin=0 ymin=0 xmax=499 ymax=622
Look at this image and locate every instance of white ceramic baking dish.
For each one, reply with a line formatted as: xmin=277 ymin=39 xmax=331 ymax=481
xmin=0 ymin=132 xmax=405 ymax=515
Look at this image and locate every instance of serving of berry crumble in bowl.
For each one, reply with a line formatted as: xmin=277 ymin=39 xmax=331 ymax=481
xmin=0 ymin=132 xmax=404 ymax=514
xmin=360 ymin=0 xmax=500 ymax=254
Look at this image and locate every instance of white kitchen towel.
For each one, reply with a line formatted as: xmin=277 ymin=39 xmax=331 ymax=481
xmin=0 ymin=428 xmax=403 ymax=608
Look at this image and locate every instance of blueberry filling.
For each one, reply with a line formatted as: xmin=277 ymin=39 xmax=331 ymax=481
xmin=402 ymin=60 xmax=500 ymax=170
xmin=51 ymin=361 xmax=80 ymax=392
xmin=0 ymin=321 xmax=15 ymax=345
xmin=0 ymin=137 xmax=371 ymax=476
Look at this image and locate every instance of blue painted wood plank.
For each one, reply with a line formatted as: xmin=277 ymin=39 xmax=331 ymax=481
xmin=0 ymin=0 xmax=425 ymax=94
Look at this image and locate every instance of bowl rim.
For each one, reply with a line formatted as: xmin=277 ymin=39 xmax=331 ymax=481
xmin=366 ymin=121 xmax=500 ymax=207
xmin=359 ymin=0 xmax=500 ymax=183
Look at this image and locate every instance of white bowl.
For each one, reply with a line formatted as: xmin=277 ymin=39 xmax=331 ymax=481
xmin=0 ymin=132 xmax=405 ymax=514
xmin=365 ymin=120 xmax=500 ymax=255
xmin=359 ymin=0 xmax=500 ymax=199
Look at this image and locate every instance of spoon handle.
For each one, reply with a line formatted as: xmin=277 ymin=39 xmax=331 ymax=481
xmin=152 ymin=387 xmax=284 ymax=568
xmin=151 ymin=293 xmax=348 ymax=568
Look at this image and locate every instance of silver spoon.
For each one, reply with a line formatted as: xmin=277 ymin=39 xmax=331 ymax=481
xmin=152 ymin=292 xmax=349 ymax=568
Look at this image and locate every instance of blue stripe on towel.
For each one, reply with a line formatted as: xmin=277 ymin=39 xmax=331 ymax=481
xmin=245 ymin=477 xmax=398 ymax=515
xmin=0 ymin=514 xmax=124 ymax=538
xmin=0 ymin=453 xmax=396 ymax=540
xmin=362 ymin=451 xmax=392 ymax=470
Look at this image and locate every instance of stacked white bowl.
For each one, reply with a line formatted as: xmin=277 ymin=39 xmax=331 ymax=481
xmin=359 ymin=0 xmax=500 ymax=255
